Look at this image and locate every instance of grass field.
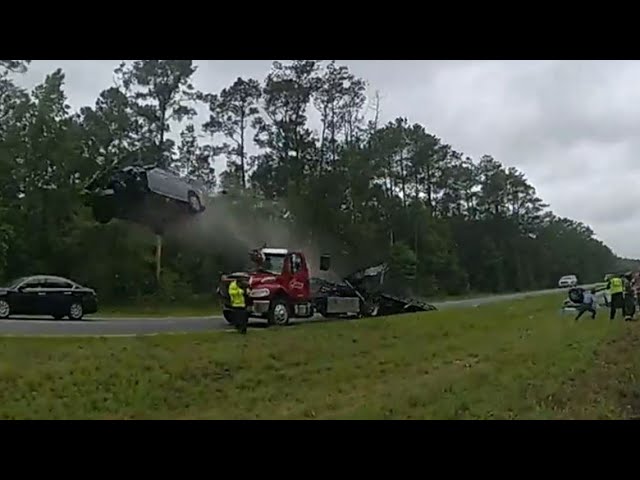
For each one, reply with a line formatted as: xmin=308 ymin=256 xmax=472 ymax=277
xmin=96 ymin=290 xmax=544 ymax=317
xmin=99 ymin=295 xmax=219 ymax=317
xmin=1 ymin=293 xmax=639 ymax=419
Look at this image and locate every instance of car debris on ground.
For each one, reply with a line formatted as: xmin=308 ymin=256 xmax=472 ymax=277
xmin=311 ymin=263 xmax=437 ymax=318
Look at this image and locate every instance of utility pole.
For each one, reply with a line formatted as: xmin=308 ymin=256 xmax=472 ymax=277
xmin=155 ymin=234 xmax=163 ymax=284
xmin=153 ymin=222 xmax=164 ymax=287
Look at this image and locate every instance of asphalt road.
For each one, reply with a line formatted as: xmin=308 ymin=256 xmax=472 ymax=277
xmin=0 ymin=286 xmax=575 ymax=337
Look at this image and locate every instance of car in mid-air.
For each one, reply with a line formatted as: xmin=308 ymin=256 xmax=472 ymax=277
xmin=558 ymin=274 xmax=578 ymax=288
xmin=86 ymin=164 xmax=207 ymax=226
xmin=0 ymin=275 xmax=98 ymax=320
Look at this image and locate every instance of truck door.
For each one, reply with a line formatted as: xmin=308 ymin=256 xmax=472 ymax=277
xmin=288 ymin=253 xmax=310 ymax=300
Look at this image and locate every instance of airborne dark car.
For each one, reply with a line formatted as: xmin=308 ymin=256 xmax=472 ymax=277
xmin=86 ymin=164 xmax=207 ymax=228
xmin=0 ymin=275 xmax=98 ymax=320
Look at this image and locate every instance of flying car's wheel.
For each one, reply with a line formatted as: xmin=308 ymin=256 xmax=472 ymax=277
xmin=187 ymin=191 xmax=202 ymax=213
xmin=92 ymin=204 xmax=113 ymax=224
xmin=94 ymin=211 xmax=112 ymax=224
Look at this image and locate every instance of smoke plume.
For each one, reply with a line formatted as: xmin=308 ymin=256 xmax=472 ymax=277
xmin=162 ymin=194 xmax=346 ymax=280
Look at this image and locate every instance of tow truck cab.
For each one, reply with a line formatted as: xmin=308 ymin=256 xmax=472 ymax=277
xmin=218 ymin=247 xmax=438 ymax=326
xmin=218 ymin=248 xmax=335 ymax=326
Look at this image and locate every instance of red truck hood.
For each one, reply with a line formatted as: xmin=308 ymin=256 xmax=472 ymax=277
xmin=248 ymin=272 xmax=279 ymax=287
xmin=221 ymin=271 xmax=279 ymax=287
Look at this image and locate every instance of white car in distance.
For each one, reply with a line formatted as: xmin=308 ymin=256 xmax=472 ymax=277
xmin=558 ymin=275 xmax=578 ymax=288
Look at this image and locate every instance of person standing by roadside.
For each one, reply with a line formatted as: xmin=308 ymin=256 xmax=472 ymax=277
xmin=227 ymin=277 xmax=250 ymax=334
xmin=575 ymin=288 xmax=597 ymax=321
xmin=607 ymin=274 xmax=625 ymax=320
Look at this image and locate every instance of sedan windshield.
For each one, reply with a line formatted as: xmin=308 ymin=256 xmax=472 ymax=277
xmin=4 ymin=277 xmax=27 ymax=288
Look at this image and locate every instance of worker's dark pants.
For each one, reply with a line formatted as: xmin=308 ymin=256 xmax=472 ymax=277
xmin=610 ymin=292 xmax=624 ymax=320
xmin=230 ymin=307 xmax=249 ymax=334
xmin=624 ymin=294 xmax=636 ymax=319
xmin=575 ymin=304 xmax=596 ymax=320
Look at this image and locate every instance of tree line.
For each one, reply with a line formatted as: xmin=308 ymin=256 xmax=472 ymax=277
xmin=0 ymin=59 xmax=629 ymax=303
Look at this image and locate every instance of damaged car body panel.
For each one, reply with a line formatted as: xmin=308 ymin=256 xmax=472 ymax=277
xmin=84 ymin=163 xmax=207 ymax=232
xmin=312 ymin=262 xmax=437 ymax=318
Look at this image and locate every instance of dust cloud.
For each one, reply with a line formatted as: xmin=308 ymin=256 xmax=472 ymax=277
xmin=162 ymin=195 xmax=346 ymax=280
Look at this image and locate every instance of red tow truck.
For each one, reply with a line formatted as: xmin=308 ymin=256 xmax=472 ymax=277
xmin=218 ymin=247 xmax=331 ymax=325
xmin=217 ymin=246 xmax=436 ymax=326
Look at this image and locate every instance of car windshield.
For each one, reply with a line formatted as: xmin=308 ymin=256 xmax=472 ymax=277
xmin=4 ymin=277 xmax=27 ymax=288
xmin=259 ymin=254 xmax=286 ymax=275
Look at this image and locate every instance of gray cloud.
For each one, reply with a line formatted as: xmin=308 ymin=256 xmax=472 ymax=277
xmin=13 ymin=60 xmax=640 ymax=257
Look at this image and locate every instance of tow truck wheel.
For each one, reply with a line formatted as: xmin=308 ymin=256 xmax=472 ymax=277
xmin=361 ymin=301 xmax=380 ymax=318
xmin=268 ymin=299 xmax=290 ymax=326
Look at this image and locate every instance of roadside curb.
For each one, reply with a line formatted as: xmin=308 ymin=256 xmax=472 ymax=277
xmin=86 ymin=315 xmax=221 ymax=321
xmin=0 ymin=287 xmax=588 ymax=337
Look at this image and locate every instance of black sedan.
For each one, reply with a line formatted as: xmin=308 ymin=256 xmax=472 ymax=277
xmin=0 ymin=275 xmax=98 ymax=320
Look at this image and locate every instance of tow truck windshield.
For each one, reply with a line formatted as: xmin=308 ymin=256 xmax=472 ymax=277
xmin=257 ymin=254 xmax=286 ymax=275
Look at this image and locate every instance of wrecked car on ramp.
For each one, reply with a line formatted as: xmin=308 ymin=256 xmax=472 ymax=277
xmin=312 ymin=262 xmax=438 ymax=318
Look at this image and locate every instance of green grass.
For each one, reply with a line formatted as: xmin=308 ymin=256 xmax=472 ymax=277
xmin=96 ymin=291 xmax=507 ymax=317
xmin=1 ymin=293 xmax=640 ymax=419
xmin=96 ymin=284 xmax=585 ymax=318
xmin=98 ymin=295 xmax=219 ymax=317
xmin=425 ymin=290 xmax=536 ymax=303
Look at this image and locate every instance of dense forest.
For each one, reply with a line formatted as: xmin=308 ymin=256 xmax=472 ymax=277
xmin=0 ymin=60 xmax=630 ymax=303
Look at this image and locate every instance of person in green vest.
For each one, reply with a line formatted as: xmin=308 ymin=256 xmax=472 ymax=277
xmin=228 ymin=278 xmax=249 ymax=334
xmin=607 ymin=275 xmax=625 ymax=320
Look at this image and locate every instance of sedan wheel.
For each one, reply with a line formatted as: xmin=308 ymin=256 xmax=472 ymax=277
xmin=0 ymin=300 xmax=10 ymax=319
xmin=69 ymin=302 xmax=84 ymax=320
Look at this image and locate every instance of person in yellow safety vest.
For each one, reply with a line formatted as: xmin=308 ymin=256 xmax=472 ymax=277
xmin=228 ymin=279 xmax=249 ymax=334
xmin=607 ymin=275 xmax=625 ymax=320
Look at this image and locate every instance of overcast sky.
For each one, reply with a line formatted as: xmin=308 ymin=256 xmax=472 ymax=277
xmin=14 ymin=60 xmax=640 ymax=258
